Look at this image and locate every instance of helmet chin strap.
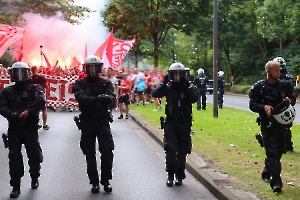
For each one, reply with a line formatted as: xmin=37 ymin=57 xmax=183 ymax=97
xmin=87 ymin=75 xmax=99 ymax=82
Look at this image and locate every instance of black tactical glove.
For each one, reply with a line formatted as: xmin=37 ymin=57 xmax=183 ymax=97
xmin=162 ymin=75 xmax=169 ymax=85
xmin=98 ymin=94 xmax=112 ymax=104
xmin=9 ymin=112 xmax=20 ymax=121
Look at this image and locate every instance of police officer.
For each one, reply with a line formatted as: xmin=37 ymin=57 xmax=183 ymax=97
xmin=249 ymin=61 xmax=296 ymax=193
xmin=0 ymin=62 xmax=46 ymax=198
xmin=273 ymin=57 xmax=294 ymax=151
xmin=185 ymin=67 xmax=194 ymax=83
xmin=152 ymin=63 xmax=198 ymax=187
xmin=217 ymin=71 xmax=225 ymax=109
xmin=72 ymin=55 xmax=116 ymax=193
xmin=193 ymin=68 xmax=209 ymax=110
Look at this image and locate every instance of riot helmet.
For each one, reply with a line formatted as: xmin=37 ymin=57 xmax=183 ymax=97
xmin=218 ymin=71 xmax=224 ymax=78
xmin=273 ymin=57 xmax=287 ymax=71
xmin=9 ymin=62 xmax=31 ymax=82
xmin=185 ymin=67 xmax=190 ymax=74
xmin=198 ymin=68 xmax=204 ymax=75
xmin=168 ymin=62 xmax=185 ymax=82
xmin=83 ymin=55 xmax=103 ymax=77
xmin=272 ymin=100 xmax=296 ymax=124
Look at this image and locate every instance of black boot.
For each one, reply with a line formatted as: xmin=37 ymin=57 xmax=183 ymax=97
xmin=166 ymin=173 xmax=174 ymax=187
xmin=10 ymin=187 xmax=20 ymax=198
xmin=175 ymin=177 xmax=183 ymax=186
xmin=101 ymin=180 xmax=112 ymax=193
xmin=31 ymin=178 xmax=39 ymax=189
xmin=91 ymin=184 xmax=100 ymax=193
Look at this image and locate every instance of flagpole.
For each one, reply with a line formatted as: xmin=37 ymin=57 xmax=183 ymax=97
xmin=40 ymin=45 xmax=43 ymax=74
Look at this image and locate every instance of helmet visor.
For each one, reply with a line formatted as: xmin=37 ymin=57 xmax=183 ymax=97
xmin=10 ymin=68 xmax=30 ymax=82
xmin=168 ymin=70 xmax=185 ymax=82
xmin=84 ymin=63 xmax=103 ymax=76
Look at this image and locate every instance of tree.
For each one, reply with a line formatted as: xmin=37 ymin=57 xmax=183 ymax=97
xmin=103 ymin=0 xmax=210 ymax=68
xmin=256 ymin=0 xmax=300 ymax=51
xmin=0 ymin=0 xmax=93 ymax=25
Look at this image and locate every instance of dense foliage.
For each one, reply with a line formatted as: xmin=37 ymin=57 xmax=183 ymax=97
xmin=103 ymin=0 xmax=300 ymax=84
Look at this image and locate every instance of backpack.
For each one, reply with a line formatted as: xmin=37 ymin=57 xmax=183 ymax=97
xmin=137 ymin=79 xmax=146 ymax=91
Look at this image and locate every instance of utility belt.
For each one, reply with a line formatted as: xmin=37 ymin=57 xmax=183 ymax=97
xmin=166 ymin=116 xmax=191 ymax=123
xmin=80 ymin=113 xmax=107 ymax=121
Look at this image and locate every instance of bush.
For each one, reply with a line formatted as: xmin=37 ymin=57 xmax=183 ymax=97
xmin=230 ymin=85 xmax=252 ymax=94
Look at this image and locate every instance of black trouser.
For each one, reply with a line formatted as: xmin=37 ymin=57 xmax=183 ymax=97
xmin=261 ymin=121 xmax=286 ymax=188
xmin=8 ymin=125 xmax=43 ymax=187
xmin=163 ymin=120 xmax=192 ymax=179
xmin=80 ymin=118 xmax=114 ymax=184
xmin=218 ymin=89 xmax=224 ymax=107
xmin=285 ymin=127 xmax=293 ymax=150
xmin=196 ymin=88 xmax=206 ymax=109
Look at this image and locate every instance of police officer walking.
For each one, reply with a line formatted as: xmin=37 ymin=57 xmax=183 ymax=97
xmin=0 ymin=62 xmax=46 ymax=198
xmin=72 ymin=55 xmax=116 ymax=194
xmin=217 ymin=71 xmax=225 ymax=109
xmin=273 ymin=57 xmax=295 ymax=151
xmin=193 ymin=68 xmax=209 ymax=110
xmin=152 ymin=63 xmax=198 ymax=187
xmin=249 ymin=61 xmax=296 ymax=193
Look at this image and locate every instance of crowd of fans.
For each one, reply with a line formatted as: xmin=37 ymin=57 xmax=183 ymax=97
xmin=0 ymin=63 xmax=166 ymax=114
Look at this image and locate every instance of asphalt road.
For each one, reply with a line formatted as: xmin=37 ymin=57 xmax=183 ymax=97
xmin=0 ymin=110 xmax=217 ymax=200
xmin=206 ymin=93 xmax=300 ymax=124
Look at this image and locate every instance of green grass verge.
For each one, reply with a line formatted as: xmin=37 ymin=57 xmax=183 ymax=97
xmin=130 ymin=100 xmax=300 ymax=200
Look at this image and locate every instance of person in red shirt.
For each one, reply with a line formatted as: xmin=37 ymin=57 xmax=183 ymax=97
xmin=31 ymin=66 xmax=50 ymax=130
xmin=118 ymin=73 xmax=131 ymax=119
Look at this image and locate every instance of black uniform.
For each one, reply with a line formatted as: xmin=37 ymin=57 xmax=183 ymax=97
xmin=193 ymin=74 xmax=209 ymax=110
xmin=217 ymin=77 xmax=225 ymax=108
xmin=152 ymin=76 xmax=198 ymax=181
xmin=249 ymin=79 xmax=296 ymax=190
xmin=72 ymin=76 xmax=116 ymax=186
xmin=0 ymin=80 xmax=45 ymax=188
xmin=186 ymin=73 xmax=194 ymax=83
xmin=280 ymin=71 xmax=295 ymax=151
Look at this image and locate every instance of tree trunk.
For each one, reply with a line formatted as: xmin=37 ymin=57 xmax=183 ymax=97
xmin=280 ymin=38 xmax=283 ymax=52
xmin=153 ymin=34 xmax=159 ymax=68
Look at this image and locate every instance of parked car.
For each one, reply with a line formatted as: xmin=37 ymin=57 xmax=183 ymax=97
xmin=206 ymin=80 xmax=213 ymax=94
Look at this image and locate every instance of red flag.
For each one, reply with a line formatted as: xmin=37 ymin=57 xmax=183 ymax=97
xmin=84 ymin=42 xmax=87 ymax=59
xmin=0 ymin=24 xmax=25 ymax=57
xmin=17 ymin=40 xmax=23 ymax=62
xmin=70 ymin=56 xmax=81 ymax=67
xmin=103 ymin=36 xmax=135 ymax=69
xmin=94 ymin=28 xmax=135 ymax=69
xmin=42 ymin=52 xmax=52 ymax=69
xmin=105 ymin=28 xmax=114 ymax=67
xmin=94 ymin=38 xmax=108 ymax=59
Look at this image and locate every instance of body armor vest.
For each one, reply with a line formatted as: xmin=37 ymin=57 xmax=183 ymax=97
xmin=77 ymin=79 xmax=109 ymax=118
xmin=165 ymin=84 xmax=192 ymax=120
xmin=197 ymin=76 xmax=206 ymax=89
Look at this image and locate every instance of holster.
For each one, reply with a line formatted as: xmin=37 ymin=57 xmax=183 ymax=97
xmin=73 ymin=115 xmax=81 ymax=130
xmin=2 ymin=133 xmax=8 ymax=148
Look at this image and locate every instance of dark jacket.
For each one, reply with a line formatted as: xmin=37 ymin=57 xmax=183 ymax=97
xmin=249 ymin=79 xmax=296 ymax=121
xmin=152 ymin=79 xmax=198 ymax=122
xmin=0 ymin=82 xmax=46 ymax=124
xmin=72 ymin=77 xmax=116 ymax=119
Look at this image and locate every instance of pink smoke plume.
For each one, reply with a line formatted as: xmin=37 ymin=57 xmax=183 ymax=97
xmin=11 ymin=11 xmax=107 ymax=69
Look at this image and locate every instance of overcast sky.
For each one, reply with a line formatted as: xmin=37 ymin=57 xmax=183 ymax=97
xmin=74 ymin=0 xmax=111 ymax=54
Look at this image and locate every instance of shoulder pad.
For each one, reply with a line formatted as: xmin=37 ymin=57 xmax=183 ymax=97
xmin=251 ymin=80 xmax=264 ymax=90
xmin=286 ymin=73 xmax=294 ymax=79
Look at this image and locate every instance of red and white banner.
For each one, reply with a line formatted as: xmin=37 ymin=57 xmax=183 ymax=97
xmin=0 ymin=74 xmax=78 ymax=108
xmin=94 ymin=28 xmax=135 ymax=70
xmin=0 ymin=24 xmax=25 ymax=58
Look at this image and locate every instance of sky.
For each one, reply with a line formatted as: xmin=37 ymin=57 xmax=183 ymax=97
xmin=11 ymin=0 xmax=111 ymax=67
xmin=73 ymin=0 xmax=111 ymax=54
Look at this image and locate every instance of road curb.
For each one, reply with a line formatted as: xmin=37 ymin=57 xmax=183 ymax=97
xmin=129 ymin=109 xmax=258 ymax=200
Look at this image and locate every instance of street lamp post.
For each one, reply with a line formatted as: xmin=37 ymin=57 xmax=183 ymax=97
xmin=172 ymin=32 xmax=176 ymax=63
xmin=213 ymin=0 xmax=218 ymax=117
xmin=40 ymin=45 xmax=43 ymax=74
